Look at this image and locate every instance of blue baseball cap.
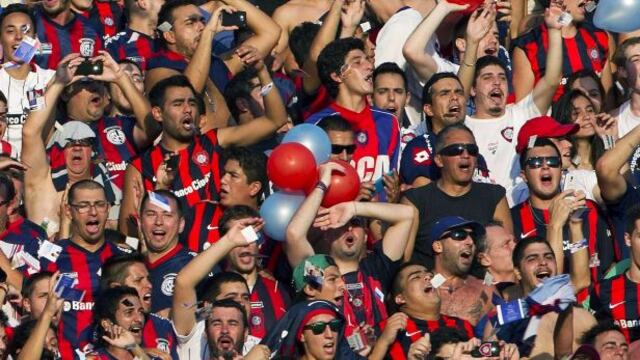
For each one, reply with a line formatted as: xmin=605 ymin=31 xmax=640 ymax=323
xmin=428 ymin=216 xmax=485 ymax=243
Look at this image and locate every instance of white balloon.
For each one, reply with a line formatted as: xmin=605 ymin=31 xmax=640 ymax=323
xmin=594 ymin=0 xmax=640 ymax=33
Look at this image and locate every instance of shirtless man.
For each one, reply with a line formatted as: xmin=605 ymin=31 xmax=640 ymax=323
xmin=271 ymin=0 xmax=332 ymax=70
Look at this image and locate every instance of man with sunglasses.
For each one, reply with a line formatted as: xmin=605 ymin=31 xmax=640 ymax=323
xmin=38 ymin=179 xmax=129 ymax=359
xmin=400 ymin=72 xmax=492 ymax=188
xmin=402 ymin=123 xmax=511 ymax=270
xmin=511 ymin=137 xmax=616 ymax=284
xmin=286 ymin=161 xmax=415 ymax=339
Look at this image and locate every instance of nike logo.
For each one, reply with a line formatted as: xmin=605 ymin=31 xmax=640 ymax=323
xmin=520 ymin=229 xmax=537 ymax=239
xmin=207 ymin=225 xmax=218 ymax=231
xmin=609 ymin=301 xmax=626 ymax=309
xmin=106 ymin=174 xmax=120 ymax=182
xmin=405 ymin=330 xmax=422 ymax=337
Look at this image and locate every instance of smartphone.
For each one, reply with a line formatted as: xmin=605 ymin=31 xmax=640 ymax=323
xmin=76 ymin=60 xmax=103 ymax=76
xmin=222 ymin=11 xmax=247 ymax=28
xmin=471 ymin=342 xmax=501 ymax=357
xmin=373 ymin=171 xmax=394 ymax=194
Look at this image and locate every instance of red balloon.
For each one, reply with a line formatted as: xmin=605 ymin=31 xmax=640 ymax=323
xmin=448 ymin=0 xmax=484 ymax=15
xmin=268 ymin=143 xmax=318 ymax=192
xmin=321 ymin=160 xmax=361 ymax=207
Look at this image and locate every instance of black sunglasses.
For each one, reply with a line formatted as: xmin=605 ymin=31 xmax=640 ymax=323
xmin=331 ymin=144 xmax=356 ymax=155
xmin=525 ymin=156 xmax=561 ymax=169
xmin=439 ymin=228 xmax=476 ymax=241
xmin=303 ymin=319 xmax=343 ymax=335
xmin=438 ymin=143 xmax=479 ymax=157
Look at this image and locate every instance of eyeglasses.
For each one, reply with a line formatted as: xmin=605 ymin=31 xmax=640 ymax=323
xmin=69 ymin=201 xmax=109 ymax=214
xmin=525 ymin=156 xmax=561 ymax=169
xmin=65 ymin=138 xmax=94 ymax=148
xmin=438 ymin=143 xmax=479 ymax=157
xmin=439 ymin=228 xmax=475 ymax=241
xmin=331 ymin=144 xmax=356 ymax=155
xmin=303 ymin=319 xmax=343 ymax=335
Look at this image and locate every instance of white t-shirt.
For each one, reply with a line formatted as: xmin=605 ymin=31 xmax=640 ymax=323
xmin=616 ymin=99 xmax=640 ymax=138
xmin=0 ymin=64 xmax=54 ymax=157
xmin=175 ymin=320 xmax=260 ymax=360
xmin=465 ymin=94 xmax=541 ymax=194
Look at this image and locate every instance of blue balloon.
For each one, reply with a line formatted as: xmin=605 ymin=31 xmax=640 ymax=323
xmin=594 ymin=0 xmax=640 ymax=33
xmin=259 ymin=192 xmax=305 ymax=241
xmin=283 ymin=124 xmax=332 ymax=164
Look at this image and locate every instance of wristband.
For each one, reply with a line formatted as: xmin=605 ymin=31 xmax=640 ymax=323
xmin=260 ymin=82 xmax=274 ymax=97
xmin=315 ymin=181 xmax=328 ymax=193
xmin=601 ymin=134 xmax=615 ymax=150
xmin=569 ymin=238 xmax=588 ymax=254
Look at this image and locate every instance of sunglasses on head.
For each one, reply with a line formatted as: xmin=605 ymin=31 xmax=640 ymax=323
xmin=525 ymin=156 xmax=561 ymax=169
xmin=303 ymin=319 xmax=343 ymax=335
xmin=439 ymin=228 xmax=476 ymax=241
xmin=331 ymin=144 xmax=356 ymax=155
xmin=438 ymin=143 xmax=479 ymax=157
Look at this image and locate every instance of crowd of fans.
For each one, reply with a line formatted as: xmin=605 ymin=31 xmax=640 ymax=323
xmin=0 ymin=0 xmax=637 ymax=358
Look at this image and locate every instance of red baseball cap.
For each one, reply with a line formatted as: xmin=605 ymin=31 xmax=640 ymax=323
xmin=515 ymin=116 xmax=579 ymax=154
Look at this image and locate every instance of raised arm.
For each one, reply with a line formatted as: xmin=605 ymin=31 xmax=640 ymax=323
xmin=458 ymin=6 xmax=497 ymax=98
xmin=568 ymin=214 xmax=590 ymax=293
xmin=284 ymin=163 xmax=344 ymax=267
xmin=531 ymin=5 xmax=564 ymax=114
xmin=91 ymin=51 xmax=157 ymax=149
xmin=172 ymin=217 xmax=263 ymax=336
xmin=217 ymin=61 xmax=287 ymax=147
xmin=221 ymin=0 xmax=281 ymax=76
xmin=402 ymin=0 xmax=468 ymax=82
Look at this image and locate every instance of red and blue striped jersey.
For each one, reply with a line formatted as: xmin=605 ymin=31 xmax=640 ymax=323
xmin=33 ymin=8 xmax=103 ymax=70
xmin=90 ymin=116 xmax=140 ymax=190
xmin=248 ymin=274 xmax=291 ymax=339
xmin=306 ymin=102 xmax=400 ymax=182
xmin=147 ymin=48 xmax=232 ymax=92
xmin=0 ymin=216 xmax=46 ymax=275
xmin=513 ymin=22 xmax=609 ymax=100
xmin=76 ymin=1 xmax=124 ymax=39
xmin=591 ymin=273 xmax=640 ymax=342
xmin=105 ymin=28 xmax=158 ymax=71
xmin=179 ymin=200 xmax=224 ymax=252
xmin=381 ymin=315 xmax=474 ymax=359
xmin=39 ymin=239 xmax=127 ymax=360
xmin=145 ymin=244 xmax=194 ymax=314
xmin=131 ymin=129 xmax=223 ymax=209
xmin=142 ymin=313 xmax=178 ymax=359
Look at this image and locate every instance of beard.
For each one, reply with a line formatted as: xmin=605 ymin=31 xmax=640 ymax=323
xmin=209 ymin=338 xmax=243 ymax=359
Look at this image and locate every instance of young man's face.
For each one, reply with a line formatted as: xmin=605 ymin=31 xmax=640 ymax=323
xmin=623 ymin=44 xmax=640 ymax=92
xmin=206 ymin=306 xmax=248 ymax=358
xmin=220 ymin=160 xmax=258 ymax=208
xmin=594 ymin=330 xmax=629 ymax=360
xmin=424 ymin=78 xmax=466 ymax=128
xmin=522 ymin=145 xmax=562 ymax=201
xmin=300 ymin=313 xmax=341 ymax=360
xmin=435 ymin=226 xmax=476 ymax=277
xmin=0 ymin=12 xmax=35 ymax=65
xmin=24 ymin=276 xmax=52 ymax=320
xmin=110 ymin=63 xmax=144 ymax=114
xmin=140 ymin=197 xmax=184 ymax=255
xmin=112 ymin=295 xmax=145 ymax=344
xmin=435 ymin=129 xmax=477 ymax=185
xmin=517 ymin=242 xmax=557 ymax=293
xmin=167 ymin=5 xmax=205 ymax=58
xmin=372 ymin=72 xmax=409 ymax=120
xmin=155 ymin=86 xmax=199 ymax=142
xmin=474 ymin=21 xmax=499 ymax=58
xmin=307 ymin=265 xmax=345 ymax=307
xmin=337 ymin=49 xmax=374 ymax=97
xmin=625 ymin=219 xmax=640 ymax=270
xmin=122 ymin=262 xmax=153 ymax=312
xmin=472 ymin=64 xmax=508 ymax=117
xmin=394 ymin=264 xmax=439 ymax=311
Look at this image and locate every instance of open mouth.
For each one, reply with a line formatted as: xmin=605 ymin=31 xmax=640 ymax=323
xmin=484 ymin=47 xmax=497 ymax=56
xmin=447 ymin=104 xmax=461 ymax=117
xmin=489 ymin=88 xmax=503 ymax=101
xmin=86 ymin=219 xmax=100 ymax=233
xmin=385 ymin=107 xmax=398 ymax=115
xmin=181 ymin=117 xmax=194 ymax=132
xmin=129 ymin=324 xmax=142 ymax=334
xmin=458 ymin=162 xmax=472 ymax=172
xmin=334 ymin=294 xmax=344 ymax=307
xmin=323 ymin=342 xmax=336 ymax=352
xmin=364 ymin=73 xmax=373 ymax=84
xmin=459 ymin=249 xmax=473 ymax=262
xmin=535 ymin=269 xmax=551 ymax=281
xmin=423 ymin=283 xmax=434 ymax=293
xmin=142 ymin=293 xmax=152 ymax=304
xmin=344 ymin=234 xmax=355 ymax=247
xmin=89 ymin=94 xmax=102 ymax=105
xmin=540 ymin=173 xmax=553 ymax=186
xmin=151 ymin=229 xmax=166 ymax=241
xmin=218 ymin=336 xmax=234 ymax=350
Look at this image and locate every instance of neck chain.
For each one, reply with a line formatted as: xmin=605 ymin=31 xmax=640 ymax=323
xmin=527 ymin=200 xmax=547 ymax=227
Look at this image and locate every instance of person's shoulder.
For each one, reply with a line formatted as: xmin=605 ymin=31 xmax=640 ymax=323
xmin=305 ymin=107 xmax=338 ymax=124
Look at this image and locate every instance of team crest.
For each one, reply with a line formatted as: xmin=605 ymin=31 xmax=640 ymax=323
xmin=79 ymin=38 xmax=95 ymax=57
xmin=161 ymin=273 xmax=177 ymax=296
xmin=401 ymin=132 xmax=416 ymax=144
xmin=356 ymin=131 xmax=368 ymax=145
xmin=251 ymin=315 xmax=262 ymax=326
xmin=192 ymin=150 xmax=209 ymax=166
xmin=589 ymin=48 xmax=599 ymax=59
xmin=105 ymin=126 xmax=126 ymax=145
xmin=104 ymin=17 xmax=114 ymax=26
xmin=156 ymin=338 xmax=170 ymax=353
xmin=500 ymin=127 xmax=514 ymax=142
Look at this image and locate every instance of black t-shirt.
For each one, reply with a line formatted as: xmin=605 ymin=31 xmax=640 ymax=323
xmin=404 ymin=182 xmax=505 ymax=268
